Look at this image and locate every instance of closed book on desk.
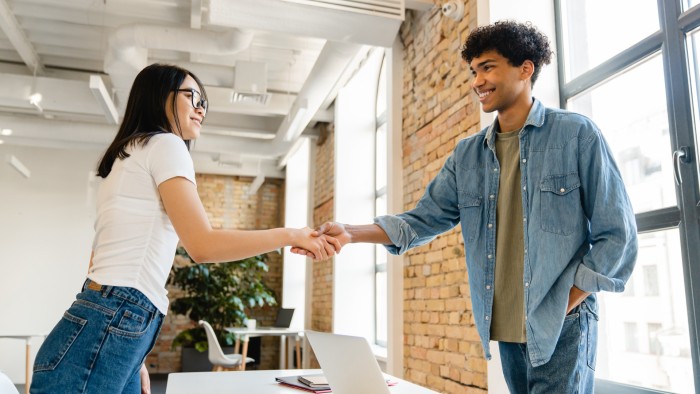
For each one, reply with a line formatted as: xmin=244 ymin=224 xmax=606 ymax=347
xmin=275 ymin=376 xmax=331 ymax=393
xmin=298 ymin=374 xmax=328 ymax=387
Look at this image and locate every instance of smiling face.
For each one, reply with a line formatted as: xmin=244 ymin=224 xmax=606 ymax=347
xmin=166 ymin=75 xmax=206 ymax=140
xmin=470 ymin=50 xmax=533 ymax=115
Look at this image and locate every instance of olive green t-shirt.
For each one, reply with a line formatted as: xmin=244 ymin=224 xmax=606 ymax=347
xmin=490 ymin=129 xmax=527 ymax=343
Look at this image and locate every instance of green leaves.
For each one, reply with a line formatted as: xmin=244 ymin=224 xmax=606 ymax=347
xmin=169 ymin=247 xmax=278 ymax=352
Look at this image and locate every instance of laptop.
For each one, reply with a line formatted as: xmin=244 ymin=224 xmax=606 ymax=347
xmin=257 ymin=308 xmax=295 ymax=329
xmin=305 ymin=331 xmax=391 ymax=394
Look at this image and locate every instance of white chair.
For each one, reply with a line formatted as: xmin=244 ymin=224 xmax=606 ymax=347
xmin=0 ymin=370 xmax=19 ymax=394
xmin=198 ymin=320 xmax=254 ymax=371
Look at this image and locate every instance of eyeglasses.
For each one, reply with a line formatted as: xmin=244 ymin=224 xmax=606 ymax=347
xmin=175 ymin=88 xmax=208 ymax=114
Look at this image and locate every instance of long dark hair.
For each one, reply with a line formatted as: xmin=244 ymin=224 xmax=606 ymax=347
xmin=97 ymin=63 xmax=207 ymax=178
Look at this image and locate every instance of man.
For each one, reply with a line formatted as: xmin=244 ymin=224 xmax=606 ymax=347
xmin=294 ymin=21 xmax=637 ymax=393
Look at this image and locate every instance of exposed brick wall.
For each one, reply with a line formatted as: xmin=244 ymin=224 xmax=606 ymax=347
xmin=309 ymin=127 xmax=335 ymax=368
xmin=146 ymin=174 xmax=285 ymax=372
xmin=399 ymin=2 xmax=487 ymax=393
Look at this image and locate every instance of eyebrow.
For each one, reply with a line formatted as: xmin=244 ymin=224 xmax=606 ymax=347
xmin=471 ymin=58 xmax=497 ymax=71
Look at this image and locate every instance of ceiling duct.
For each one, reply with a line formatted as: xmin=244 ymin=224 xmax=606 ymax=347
xmin=231 ymin=60 xmax=271 ymax=105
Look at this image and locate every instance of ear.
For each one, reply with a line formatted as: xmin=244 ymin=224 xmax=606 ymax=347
xmin=520 ymin=60 xmax=535 ymax=82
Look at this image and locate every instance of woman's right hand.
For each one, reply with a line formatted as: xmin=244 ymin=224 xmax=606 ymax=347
xmin=290 ymin=227 xmax=341 ymax=260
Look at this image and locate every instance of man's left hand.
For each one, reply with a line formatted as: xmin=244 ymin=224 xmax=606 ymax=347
xmin=567 ymin=286 xmax=591 ymax=314
xmin=140 ymin=364 xmax=151 ymax=394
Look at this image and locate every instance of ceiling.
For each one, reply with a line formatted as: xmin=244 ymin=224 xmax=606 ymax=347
xmin=0 ymin=0 xmax=432 ymax=178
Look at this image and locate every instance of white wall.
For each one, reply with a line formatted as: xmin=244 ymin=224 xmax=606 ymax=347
xmin=0 ymin=145 xmax=100 ymax=383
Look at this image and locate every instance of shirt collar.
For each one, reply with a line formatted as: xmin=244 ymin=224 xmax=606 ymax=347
xmin=483 ymin=97 xmax=546 ymax=147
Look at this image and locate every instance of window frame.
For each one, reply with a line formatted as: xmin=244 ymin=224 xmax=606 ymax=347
xmin=554 ymin=0 xmax=700 ymax=391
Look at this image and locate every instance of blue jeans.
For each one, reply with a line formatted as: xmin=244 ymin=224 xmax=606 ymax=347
xmin=31 ymin=279 xmax=164 ymax=393
xmin=499 ymin=301 xmax=598 ymax=393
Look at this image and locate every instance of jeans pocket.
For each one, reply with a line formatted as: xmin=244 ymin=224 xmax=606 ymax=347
xmin=586 ymin=310 xmax=598 ymax=370
xmin=109 ymin=305 xmax=151 ymax=338
xmin=33 ymin=311 xmax=86 ymax=372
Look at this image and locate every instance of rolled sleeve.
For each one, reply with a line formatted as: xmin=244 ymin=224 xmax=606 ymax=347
xmin=374 ymin=215 xmax=419 ymax=255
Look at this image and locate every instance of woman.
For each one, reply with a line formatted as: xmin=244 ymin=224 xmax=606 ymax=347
xmin=30 ymin=64 xmax=339 ymax=393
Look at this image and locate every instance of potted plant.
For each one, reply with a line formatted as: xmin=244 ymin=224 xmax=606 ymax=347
xmin=168 ymin=246 xmax=277 ymax=371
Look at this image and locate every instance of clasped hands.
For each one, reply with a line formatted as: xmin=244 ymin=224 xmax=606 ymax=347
xmin=291 ymin=222 xmax=349 ymax=260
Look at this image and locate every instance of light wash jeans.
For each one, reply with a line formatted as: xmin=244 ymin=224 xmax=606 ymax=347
xmin=31 ymin=279 xmax=163 ymax=393
xmin=498 ymin=300 xmax=598 ymax=393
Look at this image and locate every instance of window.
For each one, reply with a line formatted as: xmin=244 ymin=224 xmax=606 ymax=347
xmin=375 ymin=57 xmax=388 ymax=348
xmin=648 ymin=322 xmax=663 ymax=355
xmin=625 ymin=322 xmax=640 ymax=353
xmin=643 ymin=265 xmax=659 ymax=297
xmin=556 ymin=1 xmax=700 ymax=392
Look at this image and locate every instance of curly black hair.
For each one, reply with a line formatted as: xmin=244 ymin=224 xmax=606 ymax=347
xmin=461 ymin=20 xmax=553 ymax=86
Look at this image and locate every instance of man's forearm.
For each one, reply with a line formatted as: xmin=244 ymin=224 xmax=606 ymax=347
xmin=345 ymin=224 xmax=392 ymax=245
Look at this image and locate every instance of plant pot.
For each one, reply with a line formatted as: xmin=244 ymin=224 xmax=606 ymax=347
xmin=181 ymin=346 xmax=235 ymax=372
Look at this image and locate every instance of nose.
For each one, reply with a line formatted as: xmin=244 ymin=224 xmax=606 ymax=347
xmin=472 ymin=72 xmax=483 ymax=89
xmin=195 ymin=106 xmax=206 ymax=117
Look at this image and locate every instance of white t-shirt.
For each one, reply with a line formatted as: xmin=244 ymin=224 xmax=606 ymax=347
xmin=88 ymin=133 xmax=196 ymax=314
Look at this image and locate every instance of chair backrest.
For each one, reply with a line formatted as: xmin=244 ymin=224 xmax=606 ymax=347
xmin=0 ymin=370 xmax=19 ymax=394
xmin=198 ymin=320 xmax=228 ymax=364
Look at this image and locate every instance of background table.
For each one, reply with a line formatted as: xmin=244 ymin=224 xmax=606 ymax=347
xmin=165 ymin=369 xmax=440 ymax=394
xmin=225 ymin=327 xmax=304 ymax=370
xmin=0 ymin=334 xmax=45 ymax=394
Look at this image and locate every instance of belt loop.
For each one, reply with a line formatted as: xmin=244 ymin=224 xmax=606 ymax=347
xmin=102 ymin=285 xmax=113 ymax=298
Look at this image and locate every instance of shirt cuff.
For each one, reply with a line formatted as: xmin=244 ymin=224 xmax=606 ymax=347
xmin=373 ymin=215 xmax=417 ymax=255
xmin=574 ymin=263 xmax=625 ymax=293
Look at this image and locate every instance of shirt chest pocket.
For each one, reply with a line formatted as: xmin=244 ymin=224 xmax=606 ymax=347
xmin=458 ymin=192 xmax=482 ymax=241
xmin=539 ymin=173 xmax=582 ymax=236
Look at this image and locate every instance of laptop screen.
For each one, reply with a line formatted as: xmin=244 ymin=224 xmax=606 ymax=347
xmin=274 ymin=308 xmax=295 ymax=328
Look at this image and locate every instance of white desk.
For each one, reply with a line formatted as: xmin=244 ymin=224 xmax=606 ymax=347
xmin=165 ymin=369 xmax=440 ymax=394
xmin=225 ymin=327 xmax=304 ymax=370
xmin=0 ymin=334 xmax=45 ymax=394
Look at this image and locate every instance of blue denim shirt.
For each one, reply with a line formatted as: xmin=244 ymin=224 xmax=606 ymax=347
xmin=375 ymin=99 xmax=638 ymax=367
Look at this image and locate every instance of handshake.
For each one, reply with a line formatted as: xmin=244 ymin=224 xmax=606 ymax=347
xmin=289 ymin=222 xmax=350 ymax=260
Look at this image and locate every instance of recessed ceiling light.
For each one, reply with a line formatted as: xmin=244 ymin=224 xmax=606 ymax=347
xmin=1 ymin=129 xmax=12 ymax=136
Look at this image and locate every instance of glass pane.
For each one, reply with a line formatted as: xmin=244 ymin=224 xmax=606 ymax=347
xmin=597 ymin=229 xmax=694 ymax=393
xmin=375 ymin=271 xmax=387 ymax=345
xmin=568 ymin=55 xmax=676 ymax=213
xmin=560 ymin=0 xmax=658 ymax=80
xmin=687 ymin=28 xmax=700 ymax=190
xmin=376 ymin=123 xmax=387 ymax=192
xmin=376 ymin=56 xmax=387 ymax=118
xmin=685 ymin=0 xmax=700 ymax=12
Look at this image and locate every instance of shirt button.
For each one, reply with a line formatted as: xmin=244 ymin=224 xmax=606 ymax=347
xmin=560 ymin=188 xmax=566 ymax=193
xmin=487 ymin=254 xmax=493 ymax=259
xmin=523 ymin=186 xmax=527 ymax=191
xmin=522 ymin=159 xmax=527 ymax=163
xmin=524 ymin=249 xmax=528 ymax=254
xmin=523 ymin=217 xmax=527 ymax=222
xmin=485 ymin=315 xmax=490 ymax=320
xmin=489 ymin=194 xmax=495 ymax=200
xmin=486 ymin=285 xmax=491 ymax=290
xmin=493 ymin=168 xmax=498 ymax=172
xmin=488 ymin=223 xmax=493 ymax=228
xmin=525 ymin=282 xmax=529 ymax=287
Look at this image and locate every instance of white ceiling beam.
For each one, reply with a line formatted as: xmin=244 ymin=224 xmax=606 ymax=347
xmin=274 ymin=41 xmax=364 ymax=143
xmin=89 ymin=75 xmax=119 ymax=125
xmin=0 ymin=0 xmax=44 ymax=74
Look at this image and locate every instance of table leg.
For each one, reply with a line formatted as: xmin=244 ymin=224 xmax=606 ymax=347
xmin=240 ymin=337 xmax=249 ymax=371
xmin=295 ymin=336 xmax=301 ymax=369
xmin=234 ymin=336 xmax=240 ymax=355
xmin=25 ymin=341 xmax=30 ymax=394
